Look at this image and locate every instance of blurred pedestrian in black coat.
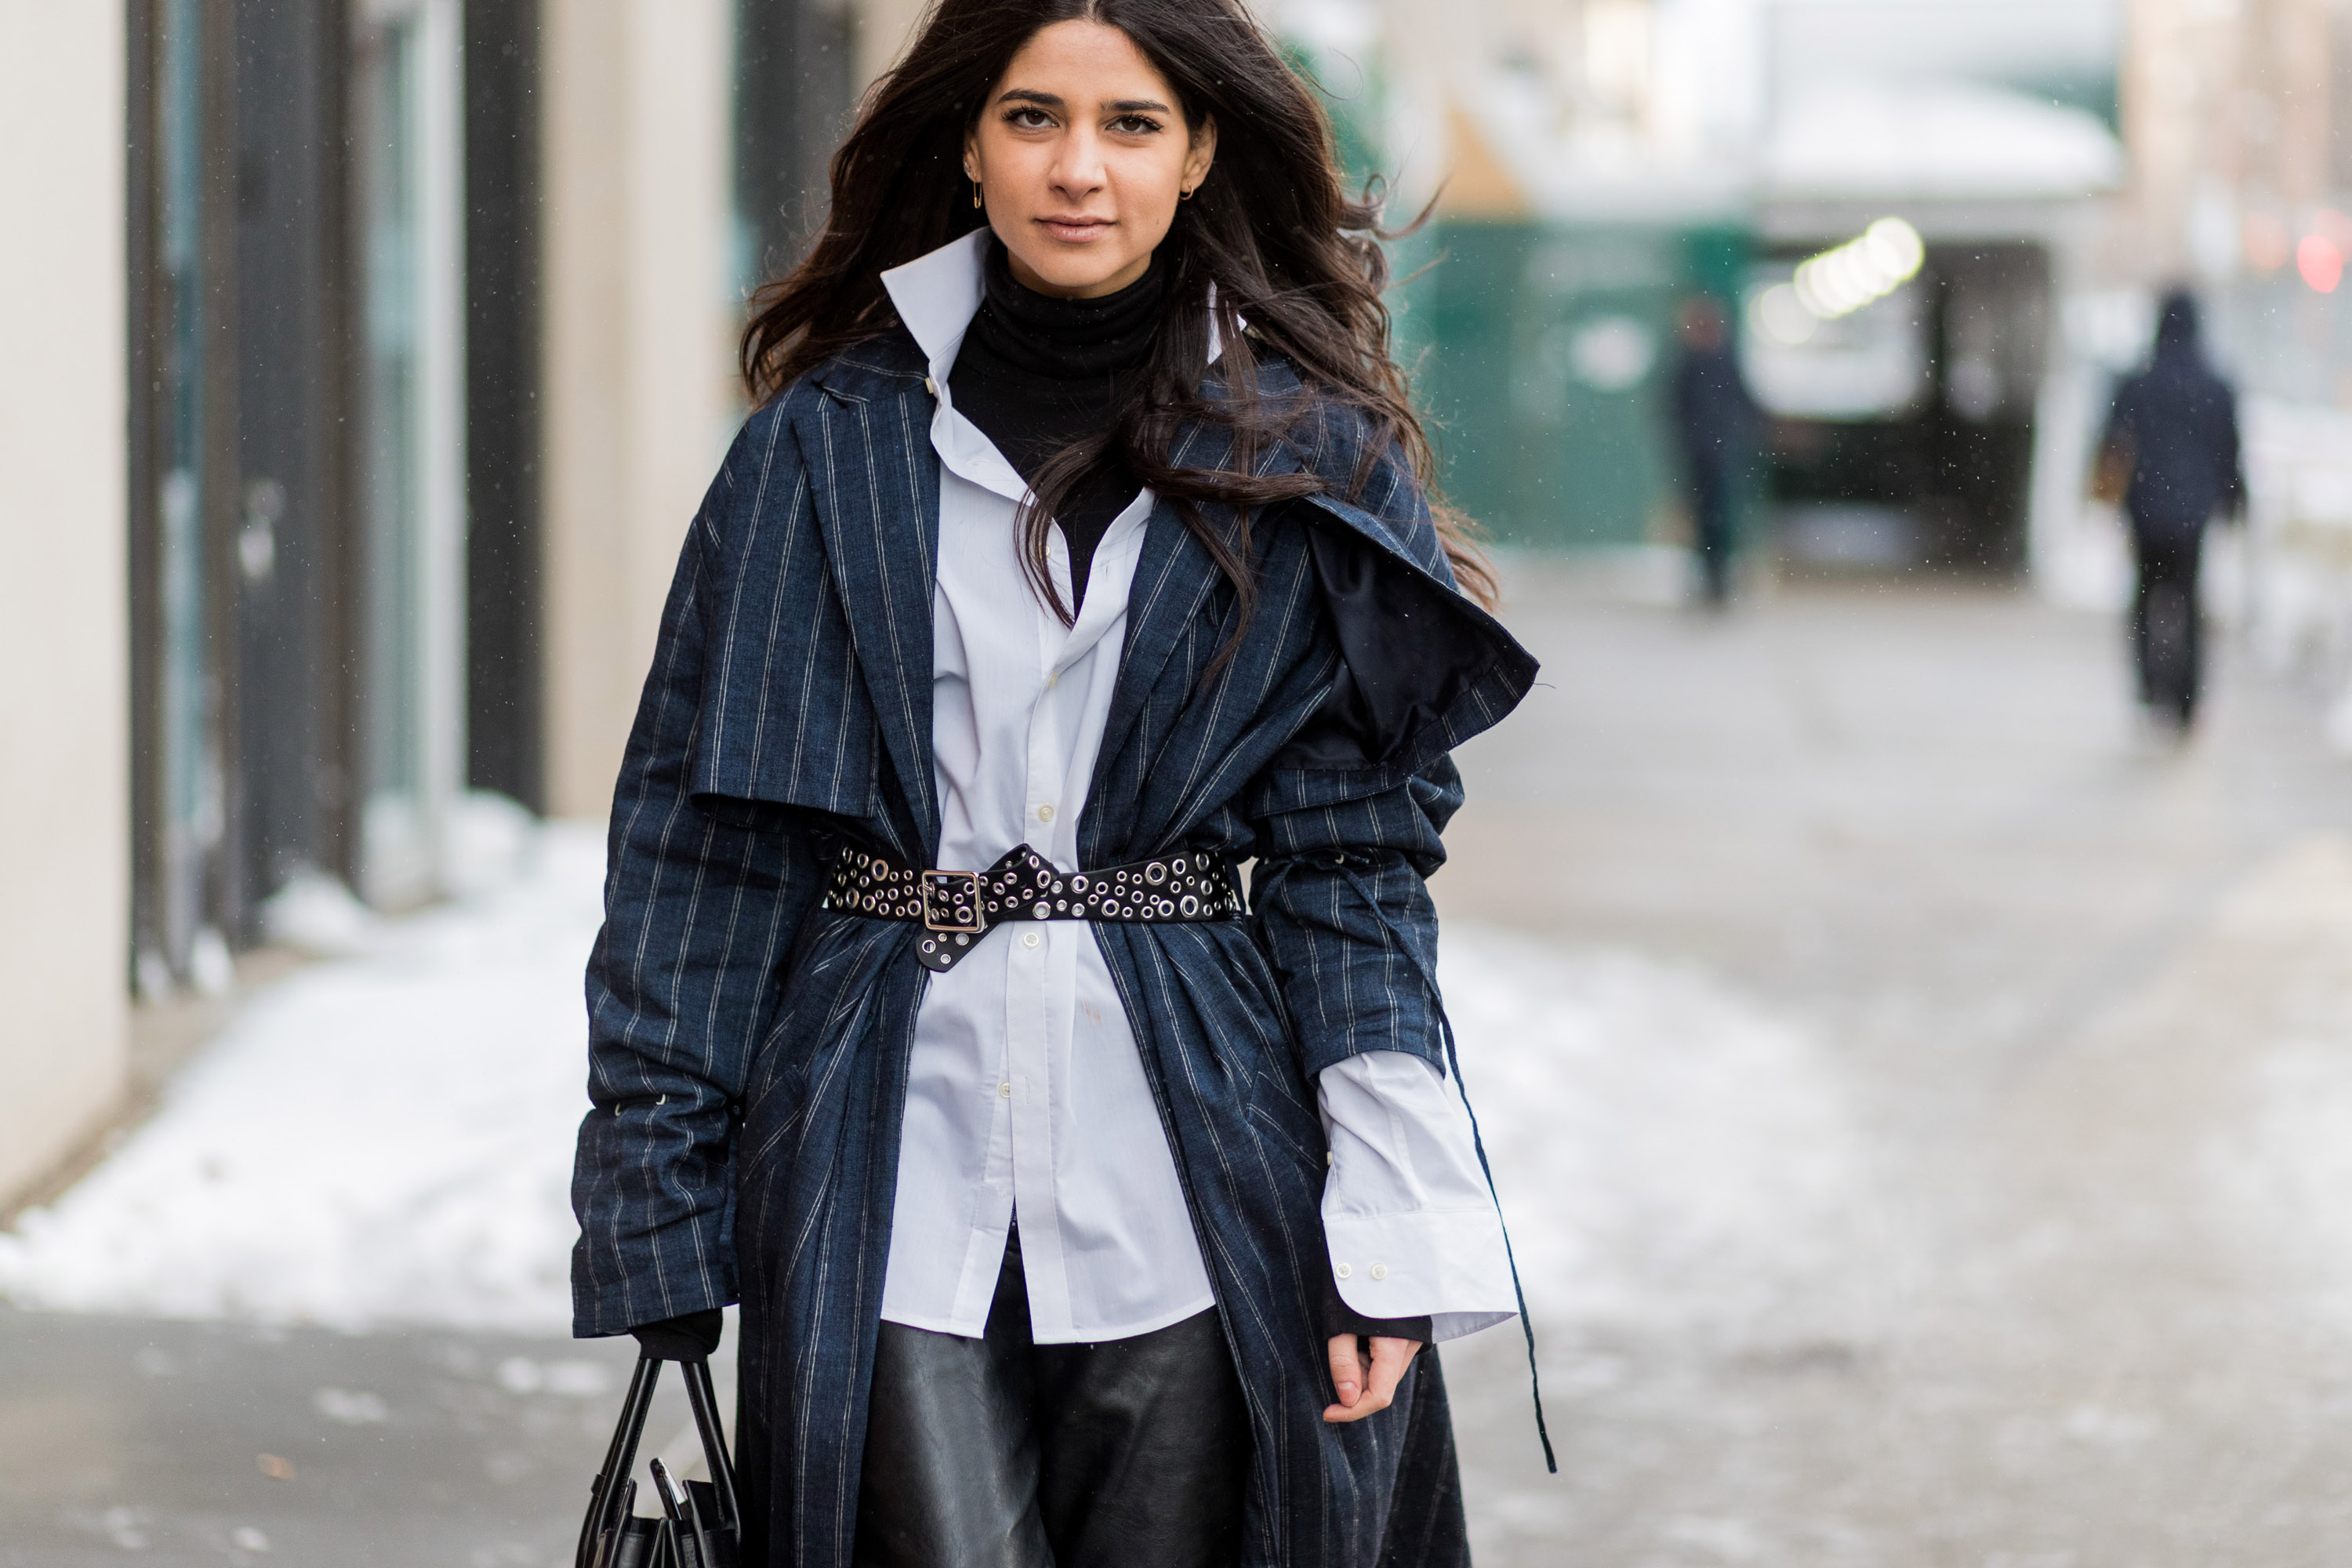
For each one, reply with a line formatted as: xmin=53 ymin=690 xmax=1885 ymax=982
xmin=2099 ymin=289 xmax=2246 ymax=731
xmin=1668 ymin=297 xmax=1759 ymax=606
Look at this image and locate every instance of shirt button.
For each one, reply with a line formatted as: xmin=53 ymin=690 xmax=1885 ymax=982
xmin=1036 ymin=804 xmax=1054 ymax=822
xmin=1022 ymin=931 xmax=1040 ymax=949
xmin=1370 ymin=1263 xmax=1388 ymax=1281
xmin=1334 ymin=1262 xmax=1352 ymax=1280
xmin=999 ymin=1081 xmax=1013 ymax=1098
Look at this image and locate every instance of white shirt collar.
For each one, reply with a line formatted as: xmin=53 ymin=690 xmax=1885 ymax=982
xmin=881 ymin=228 xmax=990 ymax=383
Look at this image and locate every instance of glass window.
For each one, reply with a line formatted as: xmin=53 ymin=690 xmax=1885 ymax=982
xmin=353 ymin=0 xmax=468 ymax=910
xmin=150 ymin=0 xmax=226 ymax=990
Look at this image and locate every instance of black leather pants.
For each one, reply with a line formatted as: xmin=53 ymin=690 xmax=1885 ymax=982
xmin=853 ymin=1229 xmax=1251 ymax=1568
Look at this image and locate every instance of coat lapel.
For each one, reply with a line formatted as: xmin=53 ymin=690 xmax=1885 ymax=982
xmin=797 ymin=368 xmax=942 ymax=857
xmin=1093 ymin=496 xmax=1220 ymax=793
xmin=1090 ymin=411 xmax=1264 ymax=786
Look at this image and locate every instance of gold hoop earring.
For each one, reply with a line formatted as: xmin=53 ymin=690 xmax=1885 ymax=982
xmin=972 ymin=179 xmax=982 ymax=209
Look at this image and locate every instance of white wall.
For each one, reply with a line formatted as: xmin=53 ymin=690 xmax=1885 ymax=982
xmin=858 ymin=0 xmax=931 ymax=95
xmin=0 ymin=1 xmax=129 ymax=1201
xmin=541 ymin=0 xmax=740 ymax=818
xmin=1765 ymin=0 xmax=2120 ymax=94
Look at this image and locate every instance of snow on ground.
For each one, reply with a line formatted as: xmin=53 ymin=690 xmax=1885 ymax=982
xmin=0 ymin=822 xmax=608 ymax=1334
xmin=2212 ymin=1036 xmax=2352 ymax=1322
xmin=2 ymin=829 xmax=1867 ymax=1341
xmin=1443 ymin=925 xmax=1871 ymax=1342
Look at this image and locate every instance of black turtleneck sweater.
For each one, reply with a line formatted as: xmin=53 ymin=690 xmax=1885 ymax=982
xmin=948 ymin=237 xmax=1163 ymax=614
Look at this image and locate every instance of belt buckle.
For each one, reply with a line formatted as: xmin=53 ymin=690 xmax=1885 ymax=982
xmin=920 ymin=869 xmax=986 ymax=933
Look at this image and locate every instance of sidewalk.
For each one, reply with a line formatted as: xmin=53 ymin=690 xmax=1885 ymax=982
xmin=1438 ymin=568 xmax=2352 ymax=1566
xmin=0 ymin=826 xmax=649 ymax=1566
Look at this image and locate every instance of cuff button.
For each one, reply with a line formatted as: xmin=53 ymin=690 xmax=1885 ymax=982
xmin=1369 ymin=1263 xmax=1388 ymax=1280
xmin=1334 ymin=1262 xmax=1352 ymax=1280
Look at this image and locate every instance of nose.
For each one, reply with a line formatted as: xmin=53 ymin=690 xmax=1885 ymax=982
xmin=1047 ymin=125 xmax=1107 ymax=202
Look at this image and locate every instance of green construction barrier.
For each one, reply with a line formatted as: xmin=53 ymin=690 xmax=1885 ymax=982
xmin=1282 ymin=39 xmax=1751 ymax=556
xmin=1392 ymin=220 xmax=1752 ymax=553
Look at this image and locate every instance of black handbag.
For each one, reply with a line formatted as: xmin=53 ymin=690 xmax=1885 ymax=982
xmin=576 ymin=1352 xmax=740 ymax=1568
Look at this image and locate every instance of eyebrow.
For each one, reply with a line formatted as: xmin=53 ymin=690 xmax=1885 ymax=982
xmin=996 ymin=88 xmax=1174 ymax=114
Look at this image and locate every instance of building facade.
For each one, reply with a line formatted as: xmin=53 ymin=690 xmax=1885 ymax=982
xmin=0 ymin=1 xmax=132 ymax=1212
xmin=0 ymin=0 xmax=869 ymax=1207
xmin=2118 ymin=0 xmax=2352 ymax=400
xmin=1280 ymin=0 xmax=2124 ymax=573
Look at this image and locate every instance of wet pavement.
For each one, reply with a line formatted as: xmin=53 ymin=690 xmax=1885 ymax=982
xmin=1438 ymin=569 xmax=2352 ymax=1566
xmin=9 ymin=568 xmax=2352 ymax=1565
xmin=0 ymin=1308 xmax=648 ymax=1566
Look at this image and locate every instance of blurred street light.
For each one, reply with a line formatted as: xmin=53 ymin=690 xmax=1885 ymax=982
xmin=1791 ymin=216 xmax=1926 ymax=320
xmin=2297 ymin=234 xmax=2343 ymax=294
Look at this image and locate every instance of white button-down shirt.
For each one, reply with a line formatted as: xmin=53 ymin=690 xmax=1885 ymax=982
xmin=875 ymin=230 xmax=1518 ymax=1344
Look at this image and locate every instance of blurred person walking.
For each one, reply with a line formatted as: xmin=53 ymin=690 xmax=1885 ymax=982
xmin=2096 ymin=289 xmax=2245 ymax=735
xmin=568 ymin=0 xmax=1544 ymax=1563
xmin=1667 ymin=296 xmax=1758 ymax=607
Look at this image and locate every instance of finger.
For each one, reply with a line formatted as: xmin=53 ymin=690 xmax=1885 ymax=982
xmin=1326 ymin=1334 xmax=1418 ymax=1424
xmin=1362 ymin=1336 xmax=1421 ymax=1414
xmin=1326 ymin=1333 xmax=1364 ymax=1410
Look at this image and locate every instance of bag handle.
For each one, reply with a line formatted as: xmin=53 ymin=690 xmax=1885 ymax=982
xmin=577 ymin=1355 xmax=662 ymax=1568
xmin=575 ymin=1351 xmax=742 ymax=1568
xmin=680 ymin=1356 xmax=741 ymax=1534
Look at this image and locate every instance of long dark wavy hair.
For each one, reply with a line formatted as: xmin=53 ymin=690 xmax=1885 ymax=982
xmin=739 ymin=0 xmax=1492 ymax=628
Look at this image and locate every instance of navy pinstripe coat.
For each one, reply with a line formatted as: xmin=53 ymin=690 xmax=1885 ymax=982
xmin=571 ymin=330 xmax=1538 ymax=1567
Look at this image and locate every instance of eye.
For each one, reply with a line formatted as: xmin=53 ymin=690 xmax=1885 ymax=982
xmin=1109 ymin=114 xmax=1163 ymax=136
xmin=1004 ymin=106 xmax=1056 ymax=129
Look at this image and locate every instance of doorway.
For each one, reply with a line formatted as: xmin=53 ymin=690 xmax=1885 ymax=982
xmin=1744 ymin=240 xmax=2050 ymax=575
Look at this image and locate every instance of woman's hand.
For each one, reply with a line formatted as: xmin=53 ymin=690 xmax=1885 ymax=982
xmin=1323 ymin=1332 xmax=1421 ymax=1422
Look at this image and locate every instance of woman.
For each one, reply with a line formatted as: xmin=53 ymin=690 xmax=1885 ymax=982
xmin=571 ymin=0 xmax=1542 ymax=1561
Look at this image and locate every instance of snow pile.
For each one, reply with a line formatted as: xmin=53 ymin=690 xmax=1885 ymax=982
xmin=2212 ymin=1039 xmax=2352 ymax=1316
xmin=1766 ymin=78 xmax=2122 ymax=198
xmin=4 ymin=848 xmax=1864 ymax=1341
xmin=1442 ymin=926 xmax=1871 ymax=1340
xmin=0 ymin=822 xmax=608 ymax=1334
xmin=2194 ymin=841 xmax=2352 ymax=1315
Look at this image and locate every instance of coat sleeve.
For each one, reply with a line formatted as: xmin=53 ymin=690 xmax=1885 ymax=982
xmin=569 ymin=423 xmax=829 ymax=1339
xmin=1247 ymin=760 xmax=1525 ymax=1343
xmin=1243 ymin=416 xmax=1521 ymax=1076
xmin=1245 ymin=757 xmax=1463 ymax=1078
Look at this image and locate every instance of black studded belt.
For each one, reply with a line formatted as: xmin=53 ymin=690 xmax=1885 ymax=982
xmin=822 ymin=843 xmax=1243 ymax=973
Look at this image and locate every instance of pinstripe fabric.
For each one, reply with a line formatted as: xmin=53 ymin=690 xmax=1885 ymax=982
xmin=572 ymin=332 xmax=1537 ymax=1567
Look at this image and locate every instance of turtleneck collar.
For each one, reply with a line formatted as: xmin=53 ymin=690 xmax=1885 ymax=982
xmin=964 ymin=234 xmax=1165 ymax=385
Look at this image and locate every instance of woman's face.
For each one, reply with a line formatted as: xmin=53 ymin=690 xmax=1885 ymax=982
xmin=962 ymin=20 xmax=1216 ymax=299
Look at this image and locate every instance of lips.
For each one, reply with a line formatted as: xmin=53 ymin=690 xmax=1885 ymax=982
xmin=1038 ymin=216 xmax=1112 ymax=239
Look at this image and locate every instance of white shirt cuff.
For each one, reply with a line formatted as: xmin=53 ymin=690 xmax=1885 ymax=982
xmin=1318 ymin=1050 xmax=1520 ymax=1343
xmin=1323 ymin=1210 xmax=1519 ymax=1341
